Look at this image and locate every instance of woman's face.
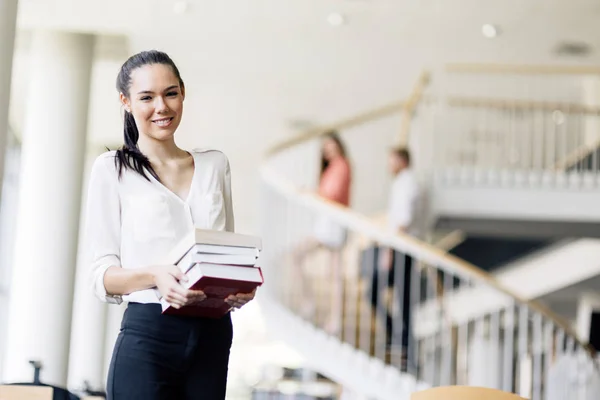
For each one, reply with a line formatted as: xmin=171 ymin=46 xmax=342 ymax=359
xmin=323 ymin=138 xmax=341 ymax=161
xmin=120 ymin=64 xmax=185 ymax=142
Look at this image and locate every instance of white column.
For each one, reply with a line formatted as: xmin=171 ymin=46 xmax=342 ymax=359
xmin=67 ymin=151 xmax=108 ymax=392
xmin=2 ymin=30 xmax=94 ymax=387
xmin=0 ymin=0 xmax=19 ymax=201
xmin=68 ymin=40 xmax=129 ymax=391
xmin=0 ymin=0 xmax=18 ymax=382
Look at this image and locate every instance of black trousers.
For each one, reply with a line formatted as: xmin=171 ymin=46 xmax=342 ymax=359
xmin=369 ymin=249 xmax=413 ymax=351
xmin=107 ymin=303 xmax=233 ymax=400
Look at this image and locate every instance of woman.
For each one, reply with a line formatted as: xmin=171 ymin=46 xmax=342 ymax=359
xmin=294 ymin=132 xmax=351 ymax=334
xmin=314 ymin=132 xmax=352 ymax=247
xmin=85 ymin=50 xmax=255 ymax=400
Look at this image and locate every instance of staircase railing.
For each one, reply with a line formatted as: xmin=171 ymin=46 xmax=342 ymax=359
xmin=258 ymin=72 xmax=599 ymax=399
xmin=418 ymin=64 xmax=600 ymax=189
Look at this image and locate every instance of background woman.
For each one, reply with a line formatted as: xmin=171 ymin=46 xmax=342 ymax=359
xmin=294 ymin=131 xmax=351 ymax=335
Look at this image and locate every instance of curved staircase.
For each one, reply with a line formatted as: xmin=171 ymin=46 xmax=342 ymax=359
xmin=256 ymin=65 xmax=600 ymax=400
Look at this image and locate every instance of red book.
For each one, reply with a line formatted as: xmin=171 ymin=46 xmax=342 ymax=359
xmin=160 ymin=263 xmax=264 ymax=319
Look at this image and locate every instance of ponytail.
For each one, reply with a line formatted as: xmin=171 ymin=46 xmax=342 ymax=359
xmin=114 ymin=111 xmax=159 ymax=181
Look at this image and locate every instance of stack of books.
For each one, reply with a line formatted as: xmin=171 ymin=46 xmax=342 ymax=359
xmin=160 ymin=228 xmax=264 ymax=318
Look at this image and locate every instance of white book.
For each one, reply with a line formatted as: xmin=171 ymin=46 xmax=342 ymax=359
xmin=189 ymin=243 xmax=260 ymax=257
xmin=166 ymin=229 xmax=262 ymax=265
xmin=194 ymin=253 xmax=257 ymax=266
xmin=176 ymin=251 xmax=257 ymax=274
xmin=192 ymin=229 xmax=262 ymax=250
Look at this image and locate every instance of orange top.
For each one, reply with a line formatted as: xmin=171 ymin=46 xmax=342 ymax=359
xmin=318 ymin=157 xmax=351 ymax=206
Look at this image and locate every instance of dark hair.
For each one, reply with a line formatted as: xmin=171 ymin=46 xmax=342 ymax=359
xmin=391 ymin=147 xmax=411 ymax=166
xmin=114 ymin=50 xmax=185 ymax=180
xmin=320 ymin=131 xmax=347 ymax=177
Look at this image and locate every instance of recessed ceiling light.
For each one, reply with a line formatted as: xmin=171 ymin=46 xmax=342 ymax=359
xmin=481 ymin=24 xmax=499 ymax=39
xmin=327 ymin=13 xmax=346 ymax=27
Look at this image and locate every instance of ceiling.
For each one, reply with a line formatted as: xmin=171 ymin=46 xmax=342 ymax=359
xmin=16 ymin=0 xmax=600 ymax=63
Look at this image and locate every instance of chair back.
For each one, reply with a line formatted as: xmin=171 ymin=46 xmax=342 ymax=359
xmin=0 ymin=385 xmax=53 ymax=400
xmin=412 ymin=386 xmax=527 ymax=400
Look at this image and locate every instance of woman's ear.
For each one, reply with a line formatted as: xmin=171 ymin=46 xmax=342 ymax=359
xmin=119 ymin=92 xmax=131 ymax=113
xmin=181 ymin=84 xmax=186 ymax=101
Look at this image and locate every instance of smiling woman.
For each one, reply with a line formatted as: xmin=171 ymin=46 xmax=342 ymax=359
xmin=114 ymin=51 xmax=186 ymax=181
xmin=84 ymin=50 xmax=254 ymax=400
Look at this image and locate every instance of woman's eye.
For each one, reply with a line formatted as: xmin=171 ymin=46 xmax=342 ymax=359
xmin=166 ymin=92 xmax=178 ymax=97
xmin=140 ymin=96 xmax=152 ymax=101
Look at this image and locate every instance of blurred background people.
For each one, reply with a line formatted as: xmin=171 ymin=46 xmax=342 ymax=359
xmin=370 ymin=147 xmax=423 ymax=368
xmin=293 ymin=131 xmax=351 ymax=334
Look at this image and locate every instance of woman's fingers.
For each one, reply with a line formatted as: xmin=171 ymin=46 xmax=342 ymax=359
xmin=166 ymin=286 xmax=188 ymax=308
xmin=225 ymin=291 xmax=256 ymax=309
xmin=169 ymin=289 xmax=258 ymax=309
xmin=166 ymin=265 xmax=188 ymax=283
xmin=186 ymin=290 xmax=206 ymax=304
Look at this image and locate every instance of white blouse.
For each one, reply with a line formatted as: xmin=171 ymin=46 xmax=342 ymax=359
xmin=85 ymin=149 xmax=234 ymax=305
xmin=388 ymin=169 xmax=423 ymax=239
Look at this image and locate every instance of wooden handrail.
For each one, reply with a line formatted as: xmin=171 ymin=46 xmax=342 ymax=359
xmin=265 ymin=99 xmax=407 ymax=157
xmin=554 ymin=138 xmax=600 ymax=171
xmin=447 ymin=96 xmax=600 ymax=115
xmin=412 ymin=386 xmax=527 ymax=400
xmin=433 ymin=229 xmax=466 ymax=252
xmin=446 ymin=63 xmax=600 ymax=76
xmin=398 ymin=71 xmax=431 ymax=146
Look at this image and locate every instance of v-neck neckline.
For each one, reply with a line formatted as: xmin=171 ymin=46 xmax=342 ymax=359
xmin=147 ymin=151 xmax=197 ymax=204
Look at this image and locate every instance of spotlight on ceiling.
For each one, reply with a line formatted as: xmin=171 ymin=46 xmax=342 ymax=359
xmin=327 ymin=13 xmax=346 ymax=27
xmin=481 ymin=24 xmax=499 ymax=39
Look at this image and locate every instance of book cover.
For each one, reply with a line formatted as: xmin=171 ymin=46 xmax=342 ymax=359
xmin=161 ymin=263 xmax=264 ymax=319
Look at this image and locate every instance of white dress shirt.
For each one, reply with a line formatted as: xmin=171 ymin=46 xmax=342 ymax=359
xmin=388 ymin=169 xmax=423 ymax=239
xmin=85 ymin=149 xmax=234 ymax=305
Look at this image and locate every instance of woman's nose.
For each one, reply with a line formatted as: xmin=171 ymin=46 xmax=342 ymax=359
xmin=155 ymin=97 xmax=169 ymax=113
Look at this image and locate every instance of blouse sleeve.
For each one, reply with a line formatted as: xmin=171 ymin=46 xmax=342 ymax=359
xmin=223 ymin=156 xmax=235 ymax=233
xmin=85 ymin=155 xmax=123 ymax=304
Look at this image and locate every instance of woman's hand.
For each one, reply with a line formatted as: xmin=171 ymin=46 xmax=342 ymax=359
xmin=225 ymin=288 xmax=257 ymax=310
xmin=151 ymin=265 xmax=206 ymax=309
